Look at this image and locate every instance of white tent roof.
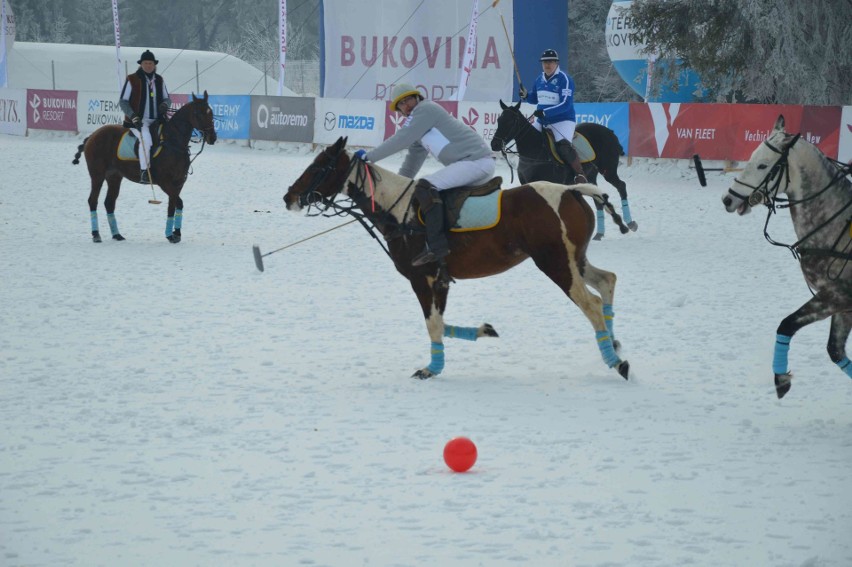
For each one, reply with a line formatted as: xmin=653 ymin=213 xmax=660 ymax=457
xmin=6 ymin=42 xmax=296 ymax=96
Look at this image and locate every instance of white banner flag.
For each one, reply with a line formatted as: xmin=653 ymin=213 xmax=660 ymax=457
xmin=0 ymin=0 xmax=8 ymax=88
xmin=111 ymin=0 xmax=122 ymax=91
xmin=278 ymin=0 xmax=287 ymax=96
xmin=455 ymin=0 xmax=479 ymax=101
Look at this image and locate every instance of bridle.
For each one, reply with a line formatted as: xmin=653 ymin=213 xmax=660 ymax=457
xmin=727 ymin=134 xmax=799 ymax=209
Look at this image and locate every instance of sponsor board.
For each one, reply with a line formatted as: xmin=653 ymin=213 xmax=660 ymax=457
xmin=208 ymin=95 xmax=250 ymax=140
xmin=77 ymin=91 xmax=124 ymax=133
xmin=314 ymin=98 xmax=384 ymax=146
xmin=322 ymin=0 xmax=513 ymax=103
xmin=249 ymin=95 xmax=314 ymax=142
xmin=457 ymin=101 xmax=503 ymax=143
xmin=0 ymin=87 xmax=25 ymax=135
xmin=27 ymin=89 xmax=77 ymax=131
xmin=575 ymin=103 xmax=630 ymax=155
xmin=629 ymin=103 xmax=841 ymax=160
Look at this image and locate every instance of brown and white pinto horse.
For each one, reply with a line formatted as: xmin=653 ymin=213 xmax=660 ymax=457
xmin=283 ymin=136 xmax=632 ymax=380
xmin=72 ymin=92 xmax=217 ymax=243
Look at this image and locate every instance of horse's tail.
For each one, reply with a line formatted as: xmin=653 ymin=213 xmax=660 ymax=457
xmin=572 ymin=182 xmax=629 ymax=234
xmin=72 ymin=137 xmax=90 ymax=165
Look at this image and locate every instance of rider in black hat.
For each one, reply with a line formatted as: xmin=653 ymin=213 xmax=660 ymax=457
xmin=519 ymin=49 xmax=587 ymax=184
xmin=119 ymin=50 xmax=172 ymax=184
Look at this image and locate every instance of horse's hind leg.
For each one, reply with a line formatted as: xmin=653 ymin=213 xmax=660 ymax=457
xmin=87 ymin=174 xmax=105 ymax=243
xmin=583 ymin=263 xmax=618 ymax=347
xmin=593 ymin=201 xmax=605 ymax=240
xmin=602 ymin=169 xmax=637 ymax=231
xmin=531 ymin=248 xmax=629 ymax=379
xmin=826 ymin=312 xmax=852 ymax=379
xmin=103 ymin=174 xmax=125 ymax=241
xmin=773 ymin=291 xmax=841 ymax=398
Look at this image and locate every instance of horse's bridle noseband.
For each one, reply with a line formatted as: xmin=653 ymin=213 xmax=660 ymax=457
xmin=295 ymin=145 xmax=349 ymax=209
xmin=728 ymin=134 xmax=800 ymax=207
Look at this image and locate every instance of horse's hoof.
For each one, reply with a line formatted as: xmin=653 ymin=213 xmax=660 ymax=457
xmin=412 ymin=368 xmax=436 ymax=380
xmin=479 ymin=323 xmax=499 ymax=338
xmin=167 ymin=231 xmax=181 ymax=243
xmin=617 ymin=360 xmax=630 ymax=380
xmin=593 ymin=233 xmax=604 ymax=241
xmin=775 ymin=372 xmax=793 ymax=399
xmin=112 ymin=234 xmax=125 ymax=241
xmin=628 ymin=221 xmax=639 ymax=232
xmin=92 ymin=231 xmax=102 ymax=243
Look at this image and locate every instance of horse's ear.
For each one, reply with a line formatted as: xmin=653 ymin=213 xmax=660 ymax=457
xmin=333 ymin=136 xmax=346 ymax=150
xmin=500 ymin=99 xmax=507 ymax=110
xmin=203 ymin=90 xmax=209 ymax=101
xmin=774 ymin=115 xmax=785 ymax=132
xmin=513 ymin=100 xmax=521 ymax=110
xmin=192 ymin=93 xmax=198 ymax=102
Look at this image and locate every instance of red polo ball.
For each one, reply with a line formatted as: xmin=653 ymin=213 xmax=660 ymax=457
xmin=443 ymin=437 xmax=477 ymax=472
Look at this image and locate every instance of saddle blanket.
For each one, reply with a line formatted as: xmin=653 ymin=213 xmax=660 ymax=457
xmin=419 ymin=190 xmax=502 ymax=232
xmin=117 ymin=128 xmax=164 ymax=161
xmin=573 ymin=132 xmax=596 ymax=163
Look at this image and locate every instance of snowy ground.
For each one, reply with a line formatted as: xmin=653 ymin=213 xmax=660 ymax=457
xmin=1 ymin=133 xmax=850 ymax=567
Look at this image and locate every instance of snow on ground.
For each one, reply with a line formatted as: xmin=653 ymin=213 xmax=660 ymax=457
xmin=1 ymin=133 xmax=850 ymax=567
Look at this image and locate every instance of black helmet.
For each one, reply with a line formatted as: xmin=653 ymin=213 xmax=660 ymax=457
xmin=137 ymin=50 xmax=159 ymax=64
xmin=540 ymin=49 xmax=559 ymax=62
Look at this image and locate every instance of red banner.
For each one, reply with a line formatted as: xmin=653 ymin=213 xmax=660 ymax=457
xmin=383 ymin=100 xmax=457 ymax=140
xmin=26 ymin=89 xmax=78 ymax=131
xmin=629 ymin=103 xmax=840 ymax=160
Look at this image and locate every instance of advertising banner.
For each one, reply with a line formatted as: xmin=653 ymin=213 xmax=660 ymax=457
xmin=457 ymin=101 xmax=503 ymax=144
xmin=208 ymin=94 xmax=250 ymax=140
xmin=77 ymin=91 xmax=124 ymax=133
xmin=27 ymin=89 xmax=77 ymax=131
xmin=575 ymin=102 xmax=630 ymax=156
xmin=249 ymin=95 xmax=314 ymax=142
xmin=383 ymin=100 xmax=457 ymax=141
xmin=321 ymin=0 xmax=513 ymax=103
xmin=839 ymin=106 xmax=852 ymax=164
xmin=0 ymin=87 xmax=25 ymax=135
xmin=629 ymin=103 xmax=841 ymax=160
xmin=314 ymin=98 xmax=384 ymax=147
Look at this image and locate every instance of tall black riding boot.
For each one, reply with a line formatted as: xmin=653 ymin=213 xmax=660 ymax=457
xmin=556 ymin=139 xmax=587 ymax=184
xmin=411 ymin=179 xmax=449 ymax=267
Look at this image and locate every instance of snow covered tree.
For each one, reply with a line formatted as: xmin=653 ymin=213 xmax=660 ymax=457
xmin=626 ymin=0 xmax=852 ymax=104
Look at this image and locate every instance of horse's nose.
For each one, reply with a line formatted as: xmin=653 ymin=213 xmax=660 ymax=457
xmin=722 ymin=195 xmax=732 ymax=207
xmin=490 ymin=139 xmax=500 ymax=151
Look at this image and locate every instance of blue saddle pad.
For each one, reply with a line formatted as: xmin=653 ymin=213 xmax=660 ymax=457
xmin=117 ymin=128 xmax=164 ymax=161
xmin=450 ymin=190 xmax=502 ymax=232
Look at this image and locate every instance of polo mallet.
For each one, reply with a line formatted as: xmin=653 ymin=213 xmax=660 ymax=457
xmin=492 ymin=1 xmax=525 ymax=92
xmin=692 ymin=154 xmax=744 ymax=187
xmin=253 ymin=219 xmax=358 ymax=272
xmin=138 ymin=126 xmax=161 ymax=204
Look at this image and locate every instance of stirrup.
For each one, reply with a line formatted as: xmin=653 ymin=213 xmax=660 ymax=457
xmin=412 ymin=247 xmax=449 ymax=267
xmin=574 ymin=173 xmax=588 ymax=184
xmin=140 ymin=169 xmax=150 ymax=183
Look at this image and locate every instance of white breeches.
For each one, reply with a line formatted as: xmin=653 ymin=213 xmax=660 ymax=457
xmin=130 ymin=120 xmax=155 ymax=169
xmin=424 ymin=157 xmax=496 ymax=191
xmin=533 ymin=119 xmax=577 ymax=142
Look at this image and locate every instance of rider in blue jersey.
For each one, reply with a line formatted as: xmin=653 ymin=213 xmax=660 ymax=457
xmin=520 ymin=49 xmax=587 ymax=184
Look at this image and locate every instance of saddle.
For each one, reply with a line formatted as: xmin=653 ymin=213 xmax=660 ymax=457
xmin=417 ymin=176 xmax=503 ymax=232
xmin=117 ymin=123 xmax=165 ymax=162
xmin=543 ymin=129 xmax=596 ymax=164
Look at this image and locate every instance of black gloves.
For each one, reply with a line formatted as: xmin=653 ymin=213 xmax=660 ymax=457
xmin=158 ymin=101 xmax=170 ymax=116
xmin=518 ymin=86 xmax=527 ymax=100
xmin=130 ymin=114 xmax=142 ymax=127
xmin=533 ymin=109 xmax=545 ymax=120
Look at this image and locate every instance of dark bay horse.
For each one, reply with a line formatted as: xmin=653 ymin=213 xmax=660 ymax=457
xmin=72 ymin=92 xmax=217 ymax=243
xmin=723 ymin=115 xmax=852 ymax=399
xmin=283 ymin=136 xmax=632 ymax=381
xmin=491 ymin=100 xmax=636 ymax=240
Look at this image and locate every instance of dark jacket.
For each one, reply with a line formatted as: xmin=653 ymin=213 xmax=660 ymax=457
xmin=120 ymin=69 xmax=167 ymax=128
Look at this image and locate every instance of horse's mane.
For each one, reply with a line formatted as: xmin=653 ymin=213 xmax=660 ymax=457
xmin=350 ymin=159 xmax=416 ymax=219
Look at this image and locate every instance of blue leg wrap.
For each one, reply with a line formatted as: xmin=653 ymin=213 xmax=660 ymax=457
xmin=427 ymin=342 xmax=445 ymax=375
xmin=603 ymin=304 xmax=615 ymax=342
xmin=107 ymin=213 xmax=119 ymax=236
xmin=621 ymin=199 xmax=633 ymax=224
xmin=174 ymin=209 xmax=183 ymax=230
xmin=444 ymin=326 xmax=478 ymax=341
xmin=835 ymin=356 xmax=852 ymax=379
xmin=90 ymin=211 xmax=99 ymax=232
xmin=596 ymin=330 xmax=620 ymax=368
xmin=773 ymin=334 xmax=792 ymax=375
xmin=595 ymin=208 xmax=605 ymax=234
xmin=165 ymin=216 xmax=175 ymax=237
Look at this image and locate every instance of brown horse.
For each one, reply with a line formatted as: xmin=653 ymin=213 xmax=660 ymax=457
xmin=72 ymin=92 xmax=217 ymax=243
xmin=283 ymin=136 xmax=632 ymax=380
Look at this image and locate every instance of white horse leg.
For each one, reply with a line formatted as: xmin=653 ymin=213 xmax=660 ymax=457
xmin=827 ymin=312 xmax=852 ymax=379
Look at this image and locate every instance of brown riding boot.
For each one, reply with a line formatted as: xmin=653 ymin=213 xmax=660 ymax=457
xmin=411 ymin=179 xmax=449 ymax=267
xmin=556 ymin=139 xmax=587 ymax=184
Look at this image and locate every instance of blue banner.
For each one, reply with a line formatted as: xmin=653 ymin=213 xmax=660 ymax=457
xmin=513 ymin=0 xmax=568 ymax=102
xmin=575 ymin=102 xmax=630 ymax=155
xmin=208 ymin=95 xmax=250 ymax=140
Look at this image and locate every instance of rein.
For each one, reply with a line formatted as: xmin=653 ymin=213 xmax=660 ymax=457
xmin=734 ymin=134 xmax=852 ymax=276
xmin=299 ymin=151 xmax=419 ymax=261
xmin=494 ymin=109 xmax=572 ymax=179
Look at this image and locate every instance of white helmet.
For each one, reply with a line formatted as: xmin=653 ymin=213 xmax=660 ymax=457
xmin=390 ymin=83 xmax=422 ymax=111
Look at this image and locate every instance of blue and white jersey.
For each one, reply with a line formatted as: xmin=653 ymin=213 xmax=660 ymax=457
xmin=524 ymin=66 xmax=576 ymax=125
